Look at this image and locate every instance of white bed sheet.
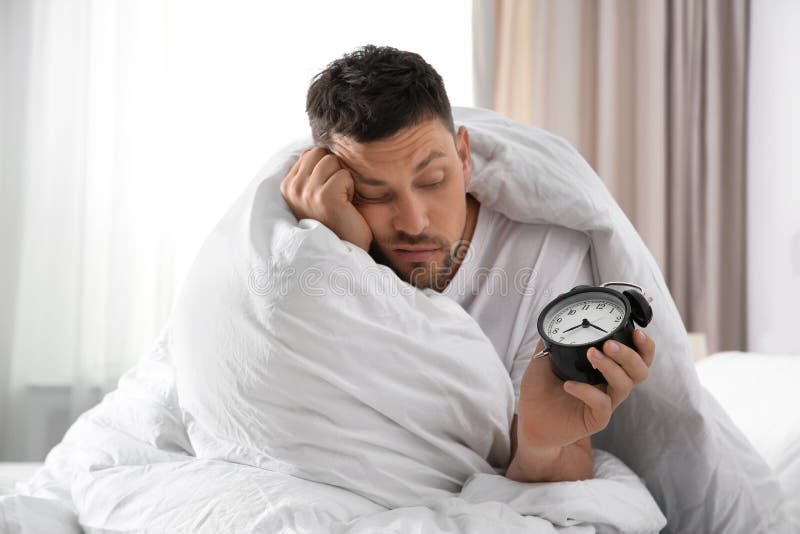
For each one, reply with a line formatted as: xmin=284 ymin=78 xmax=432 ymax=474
xmin=696 ymin=351 xmax=800 ymax=528
xmin=0 ymin=463 xmax=42 ymax=496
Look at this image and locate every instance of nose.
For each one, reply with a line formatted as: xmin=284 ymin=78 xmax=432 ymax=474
xmin=392 ymin=195 xmax=429 ymax=237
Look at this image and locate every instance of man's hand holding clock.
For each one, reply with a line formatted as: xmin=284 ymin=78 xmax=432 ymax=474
xmin=506 ymin=283 xmax=656 ymax=482
xmin=518 ymin=331 xmax=656 ymax=452
xmin=507 ymin=331 xmax=655 ymax=483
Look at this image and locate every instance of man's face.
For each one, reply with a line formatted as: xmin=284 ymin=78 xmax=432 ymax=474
xmin=330 ymin=119 xmax=473 ymax=289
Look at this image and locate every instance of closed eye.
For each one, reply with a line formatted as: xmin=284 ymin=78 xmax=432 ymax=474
xmin=354 ymin=191 xmax=391 ymax=203
xmin=420 ymin=179 xmax=444 ymax=189
xmin=354 ymin=178 xmax=444 ymax=203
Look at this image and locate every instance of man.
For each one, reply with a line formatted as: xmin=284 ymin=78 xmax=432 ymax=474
xmin=280 ymin=45 xmax=655 ymax=483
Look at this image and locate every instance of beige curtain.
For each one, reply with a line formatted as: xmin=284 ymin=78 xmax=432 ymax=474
xmin=483 ymin=0 xmax=748 ymax=352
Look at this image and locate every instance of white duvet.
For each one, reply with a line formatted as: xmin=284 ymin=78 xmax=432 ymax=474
xmin=2 ymin=107 xmax=790 ymax=533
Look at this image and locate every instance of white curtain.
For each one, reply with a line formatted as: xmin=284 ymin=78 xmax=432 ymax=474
xmin=0 ymin=0 xmax=474 ymax=461
xmin=0 ymin=0 xmax=178 ymax=461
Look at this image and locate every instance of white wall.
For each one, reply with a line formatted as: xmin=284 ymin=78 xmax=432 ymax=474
xmin=747 ymin=0 xmax=800 ymax=353
xmin=165 ymin=0 xmax=475 ymax=286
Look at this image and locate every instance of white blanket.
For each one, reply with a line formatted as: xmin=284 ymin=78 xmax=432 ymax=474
xmin=3 ymin=107 xmax=787 ymax=533
xmin=3 ymin=337 xmax=664 ymax=533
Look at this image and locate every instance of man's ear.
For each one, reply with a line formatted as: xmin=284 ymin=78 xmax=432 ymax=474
xmin=456 ymin=125 xmax=472 ymax=187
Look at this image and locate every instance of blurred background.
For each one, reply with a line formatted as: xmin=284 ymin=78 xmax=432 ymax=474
xmin=0 ymin=0 xmax=797 ymax=461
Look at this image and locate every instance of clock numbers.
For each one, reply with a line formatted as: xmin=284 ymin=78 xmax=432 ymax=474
xmin=545 ymin=295 xmax=626 ymax=346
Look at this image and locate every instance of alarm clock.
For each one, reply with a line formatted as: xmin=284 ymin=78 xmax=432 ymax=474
xmin=533 ymin=282 xmax=653 ymax=385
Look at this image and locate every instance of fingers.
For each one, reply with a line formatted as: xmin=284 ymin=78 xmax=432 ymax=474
xmin=587 ymin=347 xmax=633 ymax=409
xmin=282 ymin=147 xmax=342 ymax=205
xmin=602 ymin=337 xmax=650 ymax=384
xmin=281 ymin=155 xmax=306 ymax=199
xmin=278 ymin=147 xmax=373 ymax=250
xmin=296 ymin=147 xmax=328 ymax=178
xmin=288 ymin=154 xmax=303 ymax=175
xmin=307 ymin=153 xmax=342 ymax=191
xmin=633 ymin=329 xmax=656 ymax=368
xmin=584 ymin=331 xmax=655 ymax=411
xmin=563 ymin=381 xmax=612 ymax=433
xmin=320 ymin=168 xmax=356 ymax=202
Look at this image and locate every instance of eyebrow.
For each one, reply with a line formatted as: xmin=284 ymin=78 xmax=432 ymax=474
xmin=349 ymin=150 xmax=447 ymax=186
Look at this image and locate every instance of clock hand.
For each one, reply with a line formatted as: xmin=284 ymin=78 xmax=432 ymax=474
xmin=587 ymin=322 xmax=608 ymax=334
xmin=563 ymin=321 xmax=585 ymax=333
xmin=563 ymin=318 xmax=591 ymax=333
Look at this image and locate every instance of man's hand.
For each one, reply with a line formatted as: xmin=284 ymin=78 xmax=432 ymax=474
xmin=280 ymin=147 xmax=373 ymax=252
xmin=516 ymin=330 xmax=655 ymax=458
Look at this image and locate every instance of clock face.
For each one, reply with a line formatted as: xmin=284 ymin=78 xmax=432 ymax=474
xmin=542 ymin=290 xmax=627 ymax=346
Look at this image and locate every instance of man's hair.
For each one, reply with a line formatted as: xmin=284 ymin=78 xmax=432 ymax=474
xmin=306 ymin=45 xmax=455 ymax=146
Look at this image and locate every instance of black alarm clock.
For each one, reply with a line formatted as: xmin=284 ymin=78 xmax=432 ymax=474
xmin=534 ymin=282 xmax=653 ymax=385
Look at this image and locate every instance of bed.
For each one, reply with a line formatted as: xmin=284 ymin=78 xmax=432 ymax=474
xmin=2 ymin=351 xmax=798 ymax=530
xmin=0 ymin=463 xmax=41 ymax=497
xmin=694 ymin=350 xmax=800 ymax=525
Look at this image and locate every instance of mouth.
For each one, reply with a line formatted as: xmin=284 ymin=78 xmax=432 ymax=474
xmin=392 ymin=246 xmax=441 ymax=262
